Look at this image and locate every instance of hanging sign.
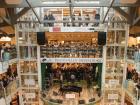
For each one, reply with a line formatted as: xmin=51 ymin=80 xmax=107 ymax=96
xmin=41 ymin=58 xmax=103 ymax=63
xmin=49 ymin=27 xmax=95 ymax=32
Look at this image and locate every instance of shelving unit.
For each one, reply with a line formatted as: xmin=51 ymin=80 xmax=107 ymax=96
xmin=16 ymin=10 xmax=40 ymax=104
xmin=103 ymin=15 xmax=129 ymax=105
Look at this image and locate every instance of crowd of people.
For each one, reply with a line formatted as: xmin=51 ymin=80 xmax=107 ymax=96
xmin=0 ymin=43 xmax=17 ymax=61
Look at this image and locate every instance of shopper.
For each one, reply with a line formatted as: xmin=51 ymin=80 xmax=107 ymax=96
xmin=44 ymin=14 xmax=49 ymax=27
xmin=48 ymin=12 xmax=55 ymax=27
xmin=85 ymin=14 xmax=90 ymax=26
xmin=72 ymin=14 xmax=76 ymax=26
xmin=94 ymin=13 xmax=100 ymax=26
xmin=78 ymin=13 xmax=82 ymax=27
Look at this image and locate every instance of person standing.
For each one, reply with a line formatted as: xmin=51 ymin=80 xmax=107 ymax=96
xmin=44 ymin=14 xmax=48 ymax=27
xmin=85 ymin=14 xmax=90 ymax=26
xmin=78 ymin=13 xmax=82 ymax=27
xmin=48 ymin=12 xmax=55 ymax=27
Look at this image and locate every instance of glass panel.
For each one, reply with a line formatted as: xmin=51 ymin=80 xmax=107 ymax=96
xmin=19 ymin=46 xmax=28 ymax=59
xmin=29 ymin=32 xmax=37 ymax=44
xmin=29 ymin=46 xmax=37 ymax=59
xmin=106 ymin=46 xmax=114 ymax=59
xmin=30 ymin=61 xmax=38 ymax=73
xmin=107 ymin=31 xmax=115 ymax=44
xmin=115 ymin=46 xmax=125 ymax=59
xmin=116 ymin=31 xmax=125 ymax=44
xmin=20 ymin=61 xmax=30 ymax=73
xmin=18 ymin=31 xmax=28 ymax=44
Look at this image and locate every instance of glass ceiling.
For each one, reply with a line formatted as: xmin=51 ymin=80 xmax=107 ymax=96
xmin=41 ymin=0 xmax=100 ymax=4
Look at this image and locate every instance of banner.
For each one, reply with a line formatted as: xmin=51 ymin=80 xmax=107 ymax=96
xmin=49 ymin=27 xmax=95 ymax=32
xmin=41 ymin=58 xmax=103 ymax=63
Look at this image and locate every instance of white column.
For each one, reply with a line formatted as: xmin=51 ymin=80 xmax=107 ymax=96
xmin=37 ymin=45 xmax=42 ymax=90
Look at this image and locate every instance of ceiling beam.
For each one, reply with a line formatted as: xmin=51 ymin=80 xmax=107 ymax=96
xmin=103 ymin=0 xmax=115 ymax=23
xmin=129 ymin=7 xmax=137 ymax=25
xmin=25 ymin=0 xmax=41 ymax=24
xmin=133 ymin=16 xmax=140 ymax=26
xmin=0 ymin=15 xmax=14 ymax=29
xmin=15 ymin=7 xmax=30 ymax=20
xmin=113 ymin=7 xmax=130 ymax=23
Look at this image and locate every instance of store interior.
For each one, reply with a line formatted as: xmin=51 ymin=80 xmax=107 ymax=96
xmin=0 ymin=0 xmax=140 ymax=105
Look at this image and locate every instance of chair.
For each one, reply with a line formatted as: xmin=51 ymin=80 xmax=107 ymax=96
xmin=78 ymin=100 xmax=85 ymax=104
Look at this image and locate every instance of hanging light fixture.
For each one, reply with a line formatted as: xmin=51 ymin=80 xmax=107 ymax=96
xmin=0 ymin=36 xmax=11 ymax=41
